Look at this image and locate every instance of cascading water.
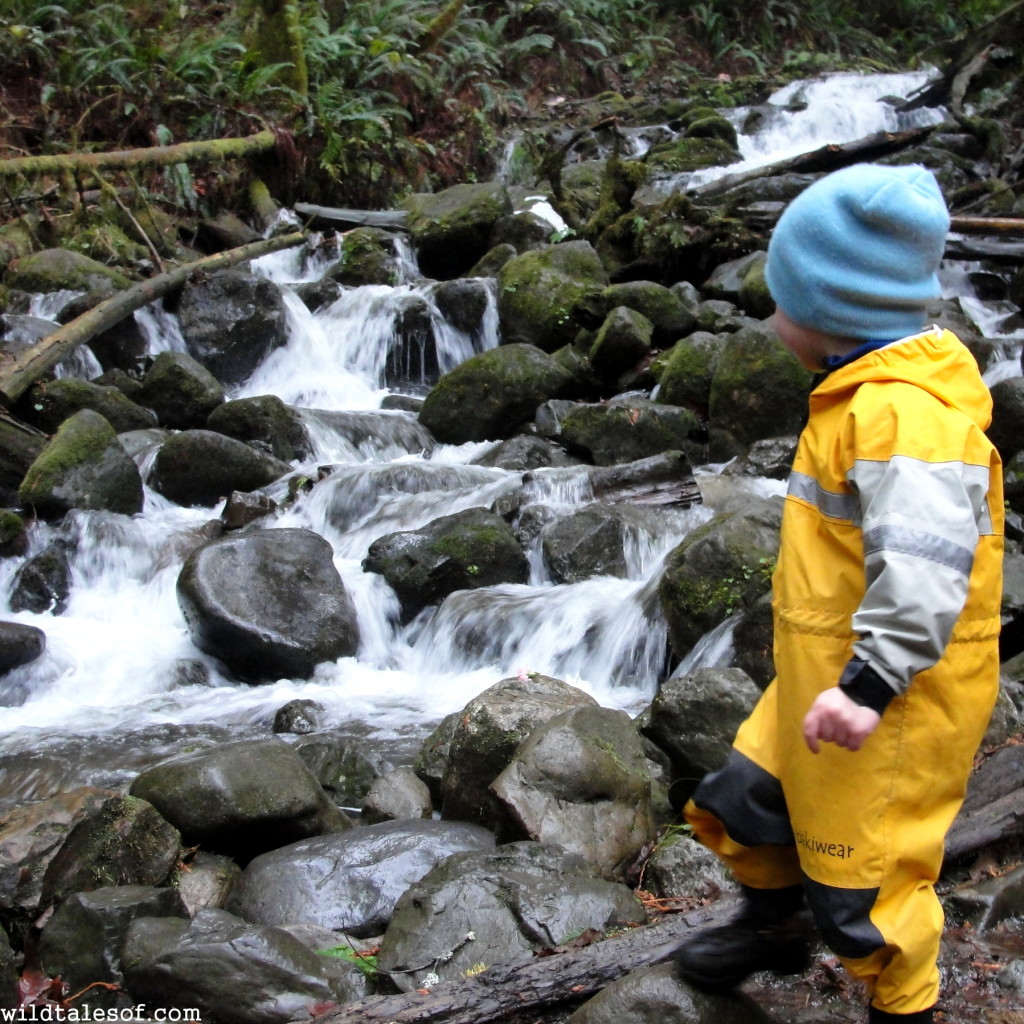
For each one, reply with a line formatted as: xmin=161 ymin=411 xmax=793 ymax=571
xmin=1 ymin=68 xmax=1018 ymax=802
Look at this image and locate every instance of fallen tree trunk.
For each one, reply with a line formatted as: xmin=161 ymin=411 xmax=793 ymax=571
xmin=0 ymin=131 xmax=278 ymax=181
xmin=944 ymin=745 xmax=1024 ymax=863
xmin=0 ymin=231 xmax=306 ymax=408
xmin=319 ymin=902 xmax=728 ymax=1024
xmin=293 ymin=202 xmax=411 ymax=231
xmin=950 ymin=215 xmax=1024 ymax=237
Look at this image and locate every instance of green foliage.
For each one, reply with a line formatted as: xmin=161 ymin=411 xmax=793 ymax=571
xmin=318 ymin=945 xmax=380 ymax=978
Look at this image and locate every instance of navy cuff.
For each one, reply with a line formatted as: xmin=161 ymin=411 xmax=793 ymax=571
xmin=839 ymin=658 xmax=897 ymax=716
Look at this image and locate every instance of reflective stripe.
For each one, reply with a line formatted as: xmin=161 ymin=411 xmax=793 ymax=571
xmin=788 ymin=470 xmax=860 ymax=522
xmin=863 ymin=524 xmax=974 ymax=576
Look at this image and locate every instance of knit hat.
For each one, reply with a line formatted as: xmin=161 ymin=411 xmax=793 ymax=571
xmin=764 ymin=163 xmax=950 ymax=341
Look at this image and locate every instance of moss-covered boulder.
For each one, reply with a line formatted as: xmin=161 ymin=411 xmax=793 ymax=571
xmin=0 ymin=509 xmax=28 ymax=558
xmin=206 ymin=395 xmax=311 ymax=462
xmin=139 ymin=350 xmax=226 ymax=429
xmin=703 ymin=251 xmax=772 ymax=318
xmin=419 ymin=343 xmax=573 ymax=444
xmin=589 ymin=306 xmax=653 ymax=381
xmin=579 ymin=280 xmax=697 ymax=344
xmin=6 ymin=248 xmax=131 ymax=303
xmin=657 ymin=498 xmax=782 ymax=658
xmin=26 ymin=378 xmax=157 ymax=434
xmin=643 ymin=136 xmax=741 ymax=177
xmin=707 ymin=322 xmax=814 ymax=458
xmin=18 ymin=409 xmax=144 ymax=519
xmin=404 ymin=181 xmax=512 ymax=280
xmin=655 ymin=331 xmax=728 ymax=415
xmin=325 ymin=226 xmax=401 ymax=286
xmin=363 ymin=507 xmax=529 ymax=619
xmin=497 ymin=242 xmax=610 ymax=352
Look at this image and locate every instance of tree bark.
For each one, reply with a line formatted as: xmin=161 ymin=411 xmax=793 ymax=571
xmin=0 ymin=231 xmax=306 ymax=408
xmin=293 ymin=202 xmax=411 ymax=231
xmin=0 ymin=132 xmax=278 ymax=182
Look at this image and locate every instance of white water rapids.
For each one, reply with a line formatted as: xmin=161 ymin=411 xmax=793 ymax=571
xmin=1 ymin=69 xmax=1021 ymax=792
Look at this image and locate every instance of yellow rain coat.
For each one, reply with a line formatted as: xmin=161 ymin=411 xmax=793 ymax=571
xmin=686 ymin=327 xmax=1003 ymax=1015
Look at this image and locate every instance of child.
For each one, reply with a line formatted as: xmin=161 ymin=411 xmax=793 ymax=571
xmin=672 ymin=163 xmax=1004 ymax=1023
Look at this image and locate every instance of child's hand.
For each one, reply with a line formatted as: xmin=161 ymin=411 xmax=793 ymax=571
xmin=803 ymin=687 xmax=882 ymax=754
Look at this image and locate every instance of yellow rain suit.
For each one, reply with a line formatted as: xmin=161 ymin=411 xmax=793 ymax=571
xmin=685 ymin=327 xmax=1003 ymax=1015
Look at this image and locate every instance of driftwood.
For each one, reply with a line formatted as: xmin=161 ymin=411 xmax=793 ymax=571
xmin=0 ymin=131 xmax=278 ymax=182
xmin=319 ymin=902 xmax=728 ymax=1024
xmin=586 ymin=451 xmax=703 ymax=507
xmin=945 ymin=745 xmax=1024 ymax=863
xmin=293 ymin=202 xmax=411 ymax=231
xmin=0 ymin=231 xmax=306 ymax=408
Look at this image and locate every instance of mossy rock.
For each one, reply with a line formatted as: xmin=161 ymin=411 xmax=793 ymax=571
xmin=139 ymin=351 xmax=226 ymax=430
xmin=6 ymin=248 xmax=131 ymax=299
xmin=26 ymin=378 xmax=157 ymax=434
xmin=497 ymin=241 xmax=609 ymax=353
xmin=656 ymin=331 xmax=729 ymax=415
xmin=644 ymin=137 xmax=741 ymax=176
xmin=0 ymin=508 xmax=28 ymax=558
xmin=589 ymin=306 xmax=653 ymax=381
xmin=206 ymin=395 xmax=311 ymax=462
xmin=327 ymin=227 xmax=400 ymax=287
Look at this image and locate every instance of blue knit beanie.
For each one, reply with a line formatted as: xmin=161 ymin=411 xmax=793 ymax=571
xmin=764 ymin=163 xmax=950 ymax=341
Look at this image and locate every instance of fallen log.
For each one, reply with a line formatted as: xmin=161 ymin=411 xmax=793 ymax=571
xmin=0 ymin=131 xmax=278 ymax=181
xmin=319 ymin=901 xmax=730 ymax=1024
xmin=944 ymin=745 xmax=1024 ymax=863
xmin=0 ymin=231 xmax=307 ymax=408
xmin=293 ymin=202 xmax=410 ymax=231
xmin=950 ymin=215 xmax=1024 ymax=237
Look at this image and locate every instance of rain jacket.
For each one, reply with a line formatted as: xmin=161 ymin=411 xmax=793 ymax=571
xmin=686 ymin=326 xmax=1003 ymax=1015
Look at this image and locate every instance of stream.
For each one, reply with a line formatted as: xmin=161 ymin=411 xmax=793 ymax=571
xmin=2 ymin=66 xmax=1022 ymax=812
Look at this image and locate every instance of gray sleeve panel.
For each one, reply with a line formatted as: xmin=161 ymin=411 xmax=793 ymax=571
xmin=847 ymin=456 xmax=989 ymax=692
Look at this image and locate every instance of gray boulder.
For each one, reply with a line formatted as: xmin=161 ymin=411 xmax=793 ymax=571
xmin=989 ymin=376 xmax=1024 ymax=462
xmin=589 ymin=306 xmax=653 ymax=381
xmin=360 ymin=769 xmax=432 ymax=825
xmin=431 ymin=278 xmax=492 ymax=336
xmin=129 ymin=737 xmax=349 ymax=860
xmin=378 ymin=842 xmax=646 ymax=991
xmin=123 ymin=908 xmax=360 ymax=1024
xmin=655 ymin=331 xmax=727 ymax=414
xmin=174 ymin=851 xmax=243 ymax=916
xmin=497 ymin=241 xmax=609 ymax=352
xmin=151 ymin=429 xmax=292 ymax=507
xmin=491 ymin=705 xmax=656 ymax=879
xmin=207 ymin=395 xmax=312 ymax=462
xmin=301 ymin=408 xmax=436 ymax=461
xmin=419 ymin=343 xmax=573 ymax=444
xmin=6 ymin=248 xmax=130 ymax=303
xmin=325 ymin=226 xmax=401 ymax=286
xmin=228 ymin=819 xmax=496 ymax=936
xmin=18 ymin=409 xmax=144 ymax=518
xmin=473 ymin=434 xmax=582 ymax=471
xmin=404 ymin=181 xmax=512 ymax=279
xmin=139 ymin=350 xmax=226 ymax=429
xmin=643 ymin=831 xmax=735 ymax=902
xmin=441 ymin=674 xmax=598 ymax=830
xmin=8 ymin=545 xmax=71 ymax=614
xmin=38 ymin=885 xmax=189 ymax=1009
xmin=176 ymin=269 xmax=288 ymax=386
xmin=176 ymin=528 xmax=360 ymax=681
xmin=26 ymin=378 xmax=158 ymax=434
xmin=541 ymin=505 xmax=627 ymax=583
xmin=0 ymin=927 xmax=16 ymax=1010
xmin=582 ymin=281 xmax=697 ymax=344
xmin=0 ymin=404 xmax=46 ymax=506
xmin=363 ymin=506 xmax=529 ymax=619
xmin=0 ymin=620 xmax=46 ymax=674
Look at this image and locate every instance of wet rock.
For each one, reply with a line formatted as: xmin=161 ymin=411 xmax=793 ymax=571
xmin=580 ymin=281 xmax=698 ymax=344
xmin=94 ymin=367 xmax=145 ymax=401
xmin=708 ymin=322 xmax=813 ymax=458
xmin=24 ymin=378 xmax=157 ymax=434
xmin=6 ymin=248 xmax=130 ymax=303
xmin=197 ymin=211 xmax=262 ymax=252
xmin=360 ymin=768 xmax=432 ymax=824
xmin=301 ymin=408 xmax=436 ymax=461
xmin=643 ymin=668 xmax=762 ymax=806
xmin=139 ymin=350 xmax=226 ymax=429
xmin=325 ymin=226 xmax=401 ymax=286
xmin=644 ymin=830 xmax=735 ymax=903
xmin=221 ymin=490 xmax=278 ymax=530
xmin=945 ymin=863 xmax=1024 ymax=931
xmin=0 ymin=927 xmax=16 ymax=1009
xmin=441 ymin=674 xmax=598 ymax=831
xmin=703 ymin=251 xmax=766 ymax=305
xmin=567 ymin=962 xmax=773 ymax=1024
xmin=0 ymin=621 xmax=46 ymax=674
xmin=693 ymin=298 xmax=750 ymax=334
xmin=294 ymin=277 xmax=345 ymax=313
xmin=151 ymin=429 xmax=292 ymax=507
xmin=39 ymin=794 xmax=181 ymax=907
xmin=176 ymin=269 xmax=288 ymax=386
xmin=174 ymin=851 xmax=242 ymax=916
xmin=89 ymin=315 xmax=150 ymax=374
xmin=0 ymin=510 xmax=28 ymax=559
xmin=472 ymin=434 xmax=582 ymax=471
xmin=541 ymin=504 xmax=627 ymax=583
xmin=378 ymin=842 xmax=646 ymax=991
xmin=123 ymin=907 xmax=358 ymax=1024
xmin=988 ymin=376 xmax=1024 ymax=462
xmin=176 ymin=528 xmax=360 ymax=681
xmin=654 ymin=331 xmax=727 ymax=414
xmin=0 ymin=417 xmax=46 ymax=507
xmin=363 ymin=506 xmax=529 ymax=619
xmin=404 ymin=181 xmax=513 ymax=279
xmin=468 ymin=242 xmax=517 ymax=277
xmin=497 ymin=241 xmax=609 ymax=352
xmin=18 ymin=409 xmax=144 ymax=518
xmin=537 ymin=396 xmax=703 ymax=466
xmin=292 ymin=732 xmax=380 ymax=808
xmin=723 ymin=436 xmax=798 ymax=479
xmin=491 ymin=704 xmax=656 ymax=879
xmin=38 ymin=885 xmax=189 ymax=1009
xmin=431 ymin=278 xmax=492 ymax=335
xmin=129 ymin=737 xmax=349 ymax=861
xmin=419 ymin=343 xmax=573 ymax=444
xmin=9 ymin=544 xmax=71 ymax=615
xmin=658 ymin=498 xmax=782 ymax=656
xmin=228 ymin=819 xmax=496 ymax=936
xmin=272 ymin=699 xmax=324 ymax=735
xmin=414 ymin=711 xmax=460 ymax=804
xmin=207 ymin=395 xmax=312 ymax=462
xmin=730 ymin=593 xmax=776 ymax=690
xmin=589 ymin=306 xmax=653 ymax=381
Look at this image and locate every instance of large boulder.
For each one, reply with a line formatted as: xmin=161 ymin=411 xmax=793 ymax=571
xmin=540 ymin=505 xmax=628 ymax=583
xmin=0 ymin=620 xmax=46 ymax=673
xmin=18 ymin=409 xmax=144 ymax=518
xmin=139 ymin=350 xmax=226 ymax=429
xmin=362 ymin=506 xmax=529 ymax=619
xmin=418 ymin=343 xmax=573 ymax=444
xmin=658 ymin=498 xmax=782 ymax=657
xmin=176 ymin=528 xmax=360 ymax=682
xmin=378 ymin=842 xmax=646 ymax=991
xmin=25 ymin=378 xmax=157 ymax=434
xmin=207 ymin=395 xmax=312 ymax=462
xmin=655 ymin=332 xmax=728 ymax=416
xmin=404 ymin=182 xmax=512 ymax=279
xmin=491 ymin=705 xmax=656 ymax=879
xmin=175 ymin=269 xmax=288 ymax=386
xmin=8 ymin=545 xmax=71 ymax=615
xmin=497 ymin=242 xmax=610 ymax=352
xmin=151 ymin=429 xmax=292 ymax=507
xmin=129 ymin=737 xmax=348 ymax=860
xmin=0 ymin=415 xmax=46 ymax=507
xmin=324 ymin=226 xmax=402 ymax=286
xmin=6 ymin=248 xmax=131 ymax=303
xmin=440 ymin=675 xmax=598 ymax=830
xmin=989 ymin=376 xmax=1024 ymax=463
xmin=578 ymin=281 xmax=697 ymax=344
xmin=123 ymin=908 xmax=360 ymax=1024
xmin=589 ymin=306 xmax=654 ymax=381
xmin=228 ymin=819 xmax=496 ymax=937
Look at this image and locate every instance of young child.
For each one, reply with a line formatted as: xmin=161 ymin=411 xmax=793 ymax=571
xmin=673 ymin=163 xmax=1004 ymax=1023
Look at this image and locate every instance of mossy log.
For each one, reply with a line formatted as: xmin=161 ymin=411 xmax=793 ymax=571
xmin=0 ymin=131 xmax=278 ymax=182
xmin=0 ymin=231 xmax=306 ymax=408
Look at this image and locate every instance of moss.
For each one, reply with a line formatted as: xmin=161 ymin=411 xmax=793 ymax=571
xmin=18 ymin=410 xmax=117 ymax=503
xmin=644 ymin=137 xmax=740 ymax=176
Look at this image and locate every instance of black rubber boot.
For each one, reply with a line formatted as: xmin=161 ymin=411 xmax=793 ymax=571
xmin=868 ymin=1007 xmax=934 ymax=1023
xmin=672 ymin=886 xmax=812 ymax=992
